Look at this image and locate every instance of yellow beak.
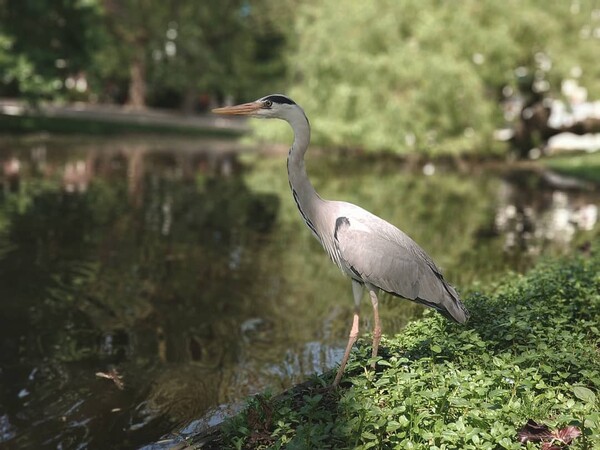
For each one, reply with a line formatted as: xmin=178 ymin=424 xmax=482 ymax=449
xmin=212 ymin=102 xmax=262 ymax=115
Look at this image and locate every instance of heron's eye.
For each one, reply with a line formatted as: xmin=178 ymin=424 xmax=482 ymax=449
xmin=263 ymin=100 xmax=273 ymax=108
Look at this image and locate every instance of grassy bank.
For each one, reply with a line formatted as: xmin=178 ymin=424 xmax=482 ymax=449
xmin=543 ymin=152 xmax=600 ymax=184
xmin=216 ymin=253 xmax=600 ymax=449
xmin=0 ymin=113 xmax=241 ymax=137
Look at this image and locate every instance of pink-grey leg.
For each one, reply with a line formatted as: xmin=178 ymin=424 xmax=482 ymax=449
xmin=367 ymin=285 xmax=382 ymax=367
xmin=332 ymin=280 xmax=364 ymax=387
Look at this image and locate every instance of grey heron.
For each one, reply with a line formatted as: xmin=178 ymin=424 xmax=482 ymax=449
xmin=213 ymin=94 xmax=469 ymax=387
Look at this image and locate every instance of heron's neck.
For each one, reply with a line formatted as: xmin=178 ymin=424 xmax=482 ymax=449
xmin=286 ymin=109 xmax=322 ymax=237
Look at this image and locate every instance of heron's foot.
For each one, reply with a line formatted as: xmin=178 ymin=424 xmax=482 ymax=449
xmin=370 ymin=329 xmax=382 ymax=368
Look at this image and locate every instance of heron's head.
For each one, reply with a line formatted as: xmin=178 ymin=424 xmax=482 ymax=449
xmin=212 ymin=94 xmax=298 ymax=120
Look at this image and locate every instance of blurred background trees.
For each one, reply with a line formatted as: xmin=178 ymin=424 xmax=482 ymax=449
xmin=1 ymin=0 xmax=599 ymax=155
xmin=0 ymin=0 xmax=289 ymax=108
xmin=257 ymin=0 xmax=600 ymax=156
xmin=0 ymin=0 xmax=103 ymax=101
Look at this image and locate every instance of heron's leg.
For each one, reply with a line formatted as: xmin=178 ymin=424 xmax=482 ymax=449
xmin=333 ymin=280 xmax=363 ymax=387
xmin=367 ymin=286 xmax=382 ymax=367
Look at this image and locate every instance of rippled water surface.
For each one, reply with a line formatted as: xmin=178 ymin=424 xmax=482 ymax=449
xmin=0 ymin=136 xmax=598 ymax=449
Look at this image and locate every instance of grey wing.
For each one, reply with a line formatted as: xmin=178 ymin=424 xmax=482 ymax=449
xmin=334 ymin=216 xmax=469 ymax=324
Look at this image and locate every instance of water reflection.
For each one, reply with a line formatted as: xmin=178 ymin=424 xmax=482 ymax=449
xmin=0 ymin=137 xmax=597 ymax=449
xmin=496 ymin=170 xmax=598 ymax=253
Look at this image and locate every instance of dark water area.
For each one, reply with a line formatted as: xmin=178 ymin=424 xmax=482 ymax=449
xmin=0 ymin=136 xmax=598 ymax=449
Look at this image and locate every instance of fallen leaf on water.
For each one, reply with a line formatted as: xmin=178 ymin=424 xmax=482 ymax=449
xmin=95 ymin=368 xmax=124 ymax=390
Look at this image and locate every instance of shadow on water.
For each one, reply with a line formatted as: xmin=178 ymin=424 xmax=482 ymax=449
xmin=0 ymin=136 xmax=598 ymax=449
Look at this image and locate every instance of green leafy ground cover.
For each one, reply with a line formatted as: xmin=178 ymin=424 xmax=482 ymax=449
xmin=221 ymin=253 xmax=600 ymax=449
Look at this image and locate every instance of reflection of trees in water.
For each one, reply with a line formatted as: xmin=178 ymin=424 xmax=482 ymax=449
xmin=0 ymin=145 xmax=281 ymax=448
xmin=495 ymin=170 xmax=598 ymax=254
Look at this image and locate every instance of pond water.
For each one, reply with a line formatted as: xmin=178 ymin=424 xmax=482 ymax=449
xmin=0 ymin=136 xmax=598 ymax=449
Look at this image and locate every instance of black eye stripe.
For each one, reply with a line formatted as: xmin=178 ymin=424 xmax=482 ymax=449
xmin=263 ymin=95 xmax=296 ymax=105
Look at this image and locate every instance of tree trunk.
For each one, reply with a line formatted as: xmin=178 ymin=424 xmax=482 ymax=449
xmin=181 ymin=86 xmax=198 ymax=114
xmin=127 ymin=57 xmax=147 ymax=110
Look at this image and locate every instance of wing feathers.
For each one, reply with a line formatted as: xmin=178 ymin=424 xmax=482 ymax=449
xmin=334 ymin=216 xmax=469 ymax=323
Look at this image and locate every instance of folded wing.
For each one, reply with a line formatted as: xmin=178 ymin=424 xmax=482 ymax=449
xmin=334 ymin=216 xmax=469 ymax=323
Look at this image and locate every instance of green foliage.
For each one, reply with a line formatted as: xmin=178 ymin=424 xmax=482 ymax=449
xmin=91 ymin=0 xmax=290 ymax=107
xmin=221 ymin=253 xmax=600 ymax=449
xmin=0 ymin=0 xmax=104 ymax=100
xmin=3 ymin=0 xmax=600 ymax=149
xmin=254 ymin=0 xmax=600 ymax=156
xmin=148 ymin=1 xmax=288 ymax=104
xmin=0 ymin=0 xmax=288 ymax=106
xmin=0 ymin=33 xmax=61 ymax=99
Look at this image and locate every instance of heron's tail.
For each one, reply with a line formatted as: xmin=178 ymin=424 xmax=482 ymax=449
xmin=414 ymin=281 xmax=469 ymax=324
xmin=440 ymin=282 xmax=469 ymax=323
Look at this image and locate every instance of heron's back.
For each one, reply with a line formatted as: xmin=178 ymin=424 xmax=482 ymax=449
xmin=322 ymin=201 xmax=469 ymax=324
